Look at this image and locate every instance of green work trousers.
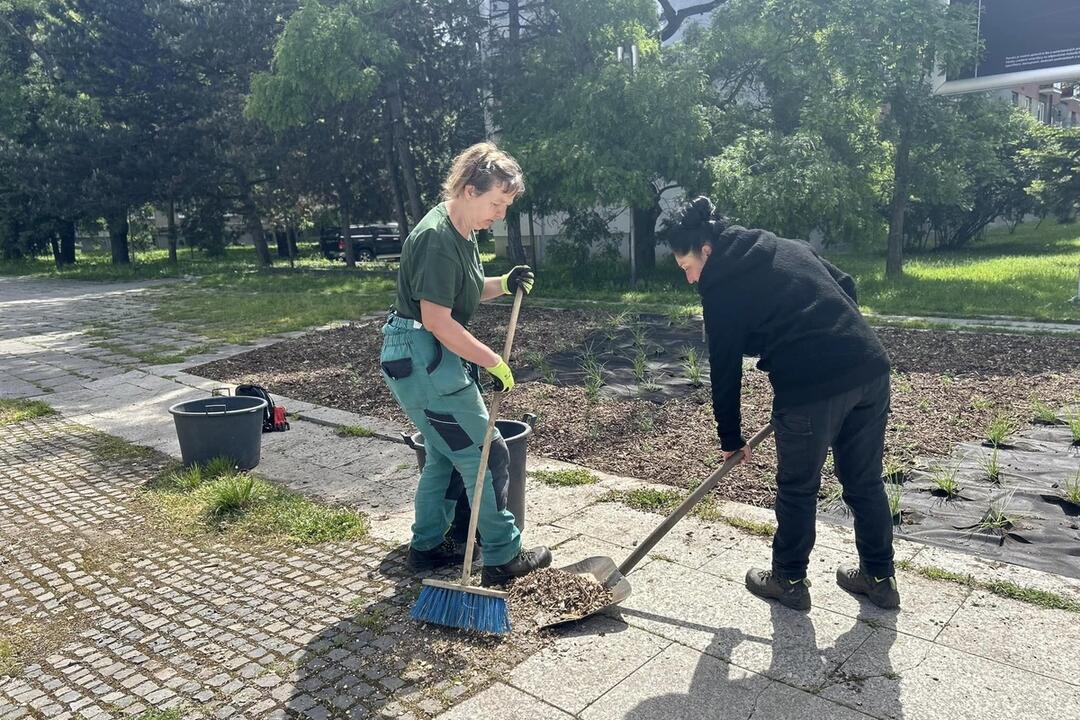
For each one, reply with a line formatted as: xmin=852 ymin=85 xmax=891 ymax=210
xmin=380 ymin=315 xmax=521 ymax=566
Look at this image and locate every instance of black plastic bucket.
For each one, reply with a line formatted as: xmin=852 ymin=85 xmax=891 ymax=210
xmin=402 ymin=414 xmax=536 ymax=532
xmin=168 ymin=396 xmax=268 ymax=470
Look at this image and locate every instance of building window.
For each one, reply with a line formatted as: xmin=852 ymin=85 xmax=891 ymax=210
xmin=1072 ymin=111 xmax=1078 ymax=127
xmin=1025 ymin=96 xmax=1033 ymax=111
xmin=1012 ymin=92 xmax=1019 ymax=106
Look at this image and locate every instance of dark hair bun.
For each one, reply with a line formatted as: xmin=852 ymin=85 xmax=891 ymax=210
xmin=682 ymin=196 xmax=715 ymax=228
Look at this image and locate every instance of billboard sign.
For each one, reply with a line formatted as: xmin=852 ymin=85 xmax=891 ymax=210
xmin=936 ymin=0 xmax=1080 ymax=95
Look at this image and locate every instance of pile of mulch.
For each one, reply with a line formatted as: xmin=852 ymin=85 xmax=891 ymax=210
xmin=189 ymin=304 xmax=1080 ymax=508
xmin=507 ymin=568 xmax=613 ymax=632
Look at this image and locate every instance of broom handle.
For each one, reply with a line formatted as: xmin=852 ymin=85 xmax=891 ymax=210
xmin=617 ymin=423 xmax=774 ymax=576
xmin=460 ymin=288 xmax=525 ymax=584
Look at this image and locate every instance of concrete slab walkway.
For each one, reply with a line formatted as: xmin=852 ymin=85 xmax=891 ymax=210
xmin=2 ymin=276 xmax=1079 ymax=720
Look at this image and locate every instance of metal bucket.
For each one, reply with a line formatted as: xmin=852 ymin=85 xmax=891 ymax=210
xmin=168 ymin=396 xmax=267 ymax=470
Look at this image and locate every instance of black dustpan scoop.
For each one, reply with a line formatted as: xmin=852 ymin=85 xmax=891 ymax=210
xmin=539 ymin=424 xmax=775 ymax=629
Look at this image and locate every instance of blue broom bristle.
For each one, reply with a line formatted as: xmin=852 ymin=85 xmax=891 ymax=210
xmin=411 ymin=584 xmax=511 ymax=635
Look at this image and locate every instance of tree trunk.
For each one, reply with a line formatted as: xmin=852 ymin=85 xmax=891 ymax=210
xmin=59 ymin=219 xmax=77 ymax=265
xmin=1 ymin=217 xmax=22 ymax=260
xmin=380 ymin=109 xmax=410 ymax=241
xmin=274 ymin=229 xmax=290 ymax=258
xmin=505 ymin=206 xmax=527 ymax=264
xmin=886 ymin=129 xmax=911 ymax=279
xmin=527 ymin=209 xmax=537 ymax=268
xmin=659 ymin=0 xmax=725 ymax=41
xmin=387 ymin=80 xmax=423 ymax=222
xmin=632 ymin=202 xmax=661 ymax=274
xmin=106 ymin=208 xmax=131 ymax=265
xmin=508 ymin=0 xmax=520 ymax=45
xmin=49 ymin=232 xmax=62 ymax=269
xmin=287 ymin=225 xmax=298 ymax=269
xmin=340 ymin=191 xmax=356 ymax=268
xmin=239 ymin=188 xmax=272 ymax=268
xmin=167 ymin=200 xmax=178 ymax=265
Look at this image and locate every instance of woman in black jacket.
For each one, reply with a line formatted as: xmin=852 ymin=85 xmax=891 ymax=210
xmin=667 ymin=196 xmax=899 ymax=610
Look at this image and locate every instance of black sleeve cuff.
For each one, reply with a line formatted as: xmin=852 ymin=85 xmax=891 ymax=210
xmin=719 ymin=432 xmax=747 ymax=452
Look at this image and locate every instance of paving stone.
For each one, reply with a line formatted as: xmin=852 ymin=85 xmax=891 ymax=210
xmin=509 ymin=615 xmax=669 ymax=715
xmin=935 ymin=590 xmax=1080 ymax=684
xmin=583 ymin=642 xmax=777 ymax=720
xmin=554 ymin=502 xmax=736 ymax=570
xmin=301 ymin=705 xmax=331 ymax=720
xmin=613 ymin=559 xmax=874 ymax=692
xmin=699 ymin=536 xmax=969 ymax=642
xmin=435 ymin=683 xmax=574 ymax=720
xmin=820 ymin=627 xmax=1080 ymax=720
xmin=6 ymin=276 xmax=1080 ymax=720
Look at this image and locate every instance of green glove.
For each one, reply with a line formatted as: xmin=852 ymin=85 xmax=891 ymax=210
xmin=500 ymin=265 xmax=535 ymax=296
xmin=484 ymin=358 xmax=515 ymax=392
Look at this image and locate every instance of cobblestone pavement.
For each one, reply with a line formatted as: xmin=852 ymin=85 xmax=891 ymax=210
xmin=0 ymin=416 xmax=533 ymax=720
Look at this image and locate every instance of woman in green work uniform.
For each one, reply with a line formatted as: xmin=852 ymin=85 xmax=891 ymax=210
xmin=380 ymin=142 xmax=552 ymax=587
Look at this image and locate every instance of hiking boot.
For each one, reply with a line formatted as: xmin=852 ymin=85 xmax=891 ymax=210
xmin=836 ymin=566 xmax=901 ymax=609
xmin=406 ymin=539 xmax=476 ymax=572
xmin=745 ymin=567 xmax=812 ymax=611
xmin=481 ymin=546 xmax=553 ymax=587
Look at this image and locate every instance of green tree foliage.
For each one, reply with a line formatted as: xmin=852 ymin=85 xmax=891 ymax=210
xmin=1024 ymin=125 xmax=1080 ymax=224
xmin=248 ymin=0 xmax=485 ymax=265
xmin=685 ymin=0 xmax=890 ymax=246
xmin=0 ymin=0 xmax=97 ymax=263
xmin=492 ymin=0 xmax=711 ymax=272
xmin=823 ymin=0 xmax=978 ymax=275
xmin=0 ymin=0 xmax=1066 ymax=280
xmin=905 ymin=99 xmax=1042 ymax=250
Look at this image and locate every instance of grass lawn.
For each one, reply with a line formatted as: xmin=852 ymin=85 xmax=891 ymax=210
xmin=153 ymin=270 xmax=398 ymax=345
xmin=843 ymin=220 xmax=1080 ymax=322
xmin=0 ymin=243 xmax=454 ymax=345
xmin=524 ymin=220 xmax=1080 ymax=323
xmin=2 ymin=221 xmax=1077 ymax=331
xmin=0 ymin=243 xmax=347 ymax=281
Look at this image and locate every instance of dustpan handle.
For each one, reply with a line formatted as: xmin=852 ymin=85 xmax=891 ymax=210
xmin=617 ymin=423 xmax=774 ymax=576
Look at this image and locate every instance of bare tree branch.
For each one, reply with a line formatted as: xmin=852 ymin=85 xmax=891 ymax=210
xmin=658 ymin=0 xmax=727 ymax=41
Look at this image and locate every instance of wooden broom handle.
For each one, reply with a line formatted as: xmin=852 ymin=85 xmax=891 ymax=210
xmin=460 ymin=288 xmax=525 ymax=583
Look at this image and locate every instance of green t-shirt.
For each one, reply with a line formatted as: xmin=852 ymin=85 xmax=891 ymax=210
xmin=394 ymin=203 xmax=484 ymax=327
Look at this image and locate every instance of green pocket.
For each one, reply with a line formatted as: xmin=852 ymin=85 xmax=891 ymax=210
xmin=426 ymin=341 xmax=472 ymax=396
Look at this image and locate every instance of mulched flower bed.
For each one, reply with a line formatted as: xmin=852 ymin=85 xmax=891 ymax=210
xmin=189 ymin=304 xmax=1080 ymax=508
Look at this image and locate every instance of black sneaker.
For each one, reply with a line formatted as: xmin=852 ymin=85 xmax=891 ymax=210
xmin=480 ymin=546 xmax=553 ymax=587
xmin=406 ymin=539 xmax=476 ymax=572
xmin=745 ymin=567 xmax=812 ymax=611
xmin=836 ymin=566 xmax=901 ymax=609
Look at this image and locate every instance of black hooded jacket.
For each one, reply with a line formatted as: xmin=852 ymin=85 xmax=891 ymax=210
xmin=698 ymin=225 xmax=891 ymax=451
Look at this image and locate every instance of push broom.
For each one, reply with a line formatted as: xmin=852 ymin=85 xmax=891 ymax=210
xmin=410 ymin=286 xmax=525 ymax=634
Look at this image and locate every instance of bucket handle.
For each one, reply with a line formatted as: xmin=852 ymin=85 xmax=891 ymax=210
xmin=523 ymin=412 xmax=538 ymax=429
xmin=211 ymin=387 xmax=232 ymax=397
xmin=204 ymin=403 xmax=228 ymax=414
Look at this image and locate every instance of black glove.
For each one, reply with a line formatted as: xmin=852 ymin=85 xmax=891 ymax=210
xmin=500 ymin=265 xmax=535 ymax=296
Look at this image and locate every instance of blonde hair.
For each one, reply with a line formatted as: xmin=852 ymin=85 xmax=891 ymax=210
xmin=441 ymin=142 xmax=525 ymax=201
